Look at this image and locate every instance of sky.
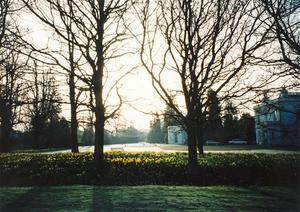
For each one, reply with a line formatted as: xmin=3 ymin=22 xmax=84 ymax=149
xmin=19 ymin=10 xmax=163 ymax=131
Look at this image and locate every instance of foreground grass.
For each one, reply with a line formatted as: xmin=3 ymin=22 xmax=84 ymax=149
xmin=0 ymin=186 xmax=298 ymax=211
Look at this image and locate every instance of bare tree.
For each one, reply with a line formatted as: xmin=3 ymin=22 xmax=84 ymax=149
xmin=0 ymin=0 xmax=28 ymax=152
xmin=0 ymin=0 xmax=9 ymax=53
xmin=21 ymin=0 xmax=87 ymax=153
xmin=26 ymin=64 xmax=62 ymax=148
xmin=23 ymin=0 xmax=134 ymax=168
xmin=257 ymin=0 xmax=300 ymax=81
xmin=137 ymin=0 xmax=271 ymax=176
xmin=0 ymin=0 xmax=15 ymax=65
xmin=0 ymin=52 xmax=28 ymax=152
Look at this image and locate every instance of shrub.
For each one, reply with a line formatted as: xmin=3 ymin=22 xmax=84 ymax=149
xmin=0 ymin=152 xmax=299 ymax=186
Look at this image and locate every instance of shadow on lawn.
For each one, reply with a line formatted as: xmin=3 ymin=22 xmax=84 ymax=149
xmin=247 ymin=186 xmax=300 ymax=211
xmin=1 ymin=186 xmax=135 ymax=211
xmin=0 ymin=187 xmax=37 ymax=211
xmin=0 ymin=186 xmax=298 ymax=211
xmin=91 ymin=186 xmax=114 ymax=211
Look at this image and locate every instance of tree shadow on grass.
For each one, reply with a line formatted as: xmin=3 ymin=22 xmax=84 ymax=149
xmin=90 ymin=186 xmax=165 ymax=212
xmin=1 ymin=186 xmax=118 ymax=211
xmin=246 ymin=186 xmax=299 ymax=212
xmin=0 ymin=187 xmax=37 ymax=211
xmin=0 ymin=186 xmax=90 ymax=211
xmin=91 ymin=186 xmax=114 ymax=212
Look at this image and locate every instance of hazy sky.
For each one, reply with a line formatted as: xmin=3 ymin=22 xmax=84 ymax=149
xmin=20 ymin=11 xmax=163 ymax=131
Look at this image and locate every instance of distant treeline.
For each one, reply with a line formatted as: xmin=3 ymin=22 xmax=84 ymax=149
xmin=147 ymin=96 xmax=256 ymax=144
xmin=4 ymin=123 xmax=146 ymax=151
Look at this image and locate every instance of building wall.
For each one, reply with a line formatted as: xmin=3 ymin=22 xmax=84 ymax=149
xmin=168 ymin=126 xmax=187 ymax=145
xmin=255 ymin=91 xmax=300 ymax=146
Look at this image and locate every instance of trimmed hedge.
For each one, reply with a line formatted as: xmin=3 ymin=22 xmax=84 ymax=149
xmin=0 ymin=152 xmax=299 ymax=186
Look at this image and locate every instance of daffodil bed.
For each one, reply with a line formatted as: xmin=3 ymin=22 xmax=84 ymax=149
xmin=0 ymin=152 xmax=299 ymax=186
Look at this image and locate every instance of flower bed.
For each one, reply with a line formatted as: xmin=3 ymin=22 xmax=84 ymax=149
xmin=0 ymin=152 xmax=299 ymax=186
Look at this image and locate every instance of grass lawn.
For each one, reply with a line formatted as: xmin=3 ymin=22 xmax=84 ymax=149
xmin=25 ymin=143 xmax=299 ymax=154
xmin=0 ymin=186 xmax=298 ymax=211
xmin=12 ymin=147 xmax=68 ymax=154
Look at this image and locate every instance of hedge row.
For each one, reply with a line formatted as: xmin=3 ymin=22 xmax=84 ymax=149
xmin=0 ymin=152 xmax=299 ymax=186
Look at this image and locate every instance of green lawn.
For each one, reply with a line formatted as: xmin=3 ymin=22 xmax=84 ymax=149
xmin=0 ymin=186 xmax=298 ymax=211
xmin=12 ymin=147 xmax=68 ymax=153
xmin=15 ymin=144 xmax=300 ymax=154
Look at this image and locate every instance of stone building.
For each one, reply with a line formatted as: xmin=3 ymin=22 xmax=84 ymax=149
xmin=254 ymin=89 xmax=300 ymax=146
xmin=167 ymin=126 xmax=187 ymax=145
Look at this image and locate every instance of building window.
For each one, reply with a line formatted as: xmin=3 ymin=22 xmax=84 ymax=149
xmin=274 ymin=110 xmax=280 ymax=121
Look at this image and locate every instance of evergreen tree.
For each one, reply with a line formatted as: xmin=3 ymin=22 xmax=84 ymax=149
xmin=205 ymin=89 xmax=222 ymax=140
xmin=45 ymin=117 xmax=71 ymax=148
xmin=81 ymin=127 xmax=95 ymax=146
xmin=223 ymin=101 xmax=239 ymax=141
xmin=147 ymin=115 xmax=163 ymax=143
xmin=162 ymin=105 xmax=179 ymax=143
xmin=28 ymin=71 xmax=62 ymax=148
xmin=238 ymin=113 xmax=256 ymax=144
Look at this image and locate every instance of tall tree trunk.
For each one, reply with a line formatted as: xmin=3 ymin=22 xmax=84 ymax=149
xmin=70 ymin=102 xmax=79 ymax=153
xmin=196 ymin=125 xmax=204 ymax=155
xmin=68 ymin=21 xmax=79 ymax=153
xmin=0 ymin=111 xmax=12 ymax=152
xmin=186 ymin=123 xmax=198 ymax=182
xmin=197 ymin=137 xmax=204 ymax=155
xmin=0 ymin=124 xmax=10 ymax=152
xmin=94 ymin=1 xmax=105 ymax=170
xmin=94 ymin=87 xmax=105 ymax=169
xmin=69 ymin=70 xmax=79 ymax=153
xmin=93 ymin=61 xmax=105 ymax=169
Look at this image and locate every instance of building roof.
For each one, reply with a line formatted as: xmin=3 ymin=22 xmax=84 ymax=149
xmin=255 ymin=90 xmax=300 ymax=112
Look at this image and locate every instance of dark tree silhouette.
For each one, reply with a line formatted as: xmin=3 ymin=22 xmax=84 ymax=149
xmin=26 ymin=65 xmax=62 ymax=148
xmin=148 ymin=115 xmax=163 ymax=143
xmin=257 ymin=0 xmax=300 ymax=82
xmin=238 ymin=113 xmax=256 ymax=144
xmin=137 ymin=0 xmax=270 ymax=176
xmin=0 ymin=0 xmax=27 ymax=152
xmin=223 ymin=101 xmax=239 ymax=142
xmin=0 ymin=54 xmax=27 ymax=152
xmin=0 ymin=0 xmax=9 ymax=54
xmin=22 ymin=0 xmax=135 ymax=168
xmin=21 ymin=0 xmax=88 ymax=153
xmin=204 ymin=89 xmax=222 ymax=142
